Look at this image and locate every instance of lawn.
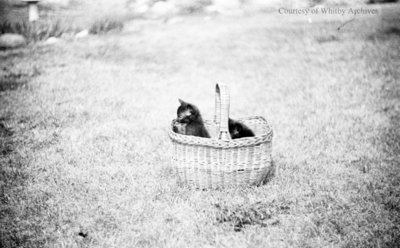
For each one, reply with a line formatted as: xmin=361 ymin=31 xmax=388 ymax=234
xmin=1 ymin=3 xmax=400 ymax=248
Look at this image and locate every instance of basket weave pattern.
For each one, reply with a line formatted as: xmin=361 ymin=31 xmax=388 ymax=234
xmin=169 ymin=84 xmax=273 ymax=188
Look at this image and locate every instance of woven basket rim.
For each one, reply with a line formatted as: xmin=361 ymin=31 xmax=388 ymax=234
xmin=169 ymin=116 xmax=273 ymax=149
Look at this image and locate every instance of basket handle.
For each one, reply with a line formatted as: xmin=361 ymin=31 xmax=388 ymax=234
xmin=214 ymin=84 xmax=231 ymax=141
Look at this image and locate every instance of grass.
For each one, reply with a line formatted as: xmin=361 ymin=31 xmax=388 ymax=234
xmin=1 ymin=3 xmax=400 ymax=248
xmin=89 ymin=18 xmax=124 ymax=35
xmin=0 ymin=17 xmax=124 ymax=41
xmin=0 ymin=19 xmax=74 ymax=42
xmin=0 ymin=1 xmax=128 ymax=39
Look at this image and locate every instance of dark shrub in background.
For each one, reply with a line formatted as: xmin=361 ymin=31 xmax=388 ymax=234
xmin=89 ymin=18 xmax=124 ymax=35
xmin=0 ymin=19 xmax=74 ymax=42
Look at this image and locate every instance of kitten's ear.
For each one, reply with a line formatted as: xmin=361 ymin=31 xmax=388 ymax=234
xmin=178 ymin=99 xmax=186 ymax=105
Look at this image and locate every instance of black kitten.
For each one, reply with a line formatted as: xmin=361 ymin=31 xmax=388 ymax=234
xmin=175 ymin=99 xmax=210 ymax=138
xmin=229 ymin=118 xmax=255 ymax=139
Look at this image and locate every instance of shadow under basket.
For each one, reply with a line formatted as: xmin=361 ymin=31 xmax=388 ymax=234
xmin=168 ymin=84 xmax=273 ymax=189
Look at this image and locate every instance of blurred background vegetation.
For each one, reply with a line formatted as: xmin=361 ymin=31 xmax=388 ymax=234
xmin=0 ymin=0 xmax=395 ymax=42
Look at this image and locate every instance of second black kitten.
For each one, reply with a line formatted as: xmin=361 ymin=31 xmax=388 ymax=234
xmin=229 ymin=118 xmax=255 ymax=139
xmin=175 ymin=99 xmax=210 ymax=138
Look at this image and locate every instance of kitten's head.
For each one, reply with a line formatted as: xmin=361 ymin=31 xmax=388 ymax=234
xmin=177 ymin=99 xmax=199 ymax=123
xmin=229 ymin=120 xmax=242 ymax=139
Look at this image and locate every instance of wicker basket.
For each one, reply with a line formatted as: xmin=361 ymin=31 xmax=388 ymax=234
xmin=168 ymin=84 xmax=273 ymax=189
